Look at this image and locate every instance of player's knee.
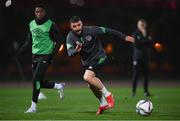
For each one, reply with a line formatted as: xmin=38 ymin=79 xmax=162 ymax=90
xmin=83 ymin=70 xmax=95 ymax=82
xmin=83 ymin=74 xmax=93 ymax=82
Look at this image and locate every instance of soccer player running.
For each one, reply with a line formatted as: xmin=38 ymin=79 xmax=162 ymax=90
xmin=19 ymin=4 xmax=65 ymax=113
xmin=66 ymin=16 xmax=134 ymax=115
xmin=131 ymin=19 xmax=152 ymax=97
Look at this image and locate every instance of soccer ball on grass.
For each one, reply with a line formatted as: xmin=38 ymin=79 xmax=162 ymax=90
xmin=136 ymin=99 xmax=153 ymax=116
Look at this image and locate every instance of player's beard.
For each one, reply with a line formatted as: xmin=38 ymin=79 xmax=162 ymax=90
xmin=75 ymin=29 xmax=82 ymax=35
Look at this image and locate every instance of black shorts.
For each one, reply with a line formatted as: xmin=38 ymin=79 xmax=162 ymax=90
xmin=82 ymin=56 xmax=107 ymax=76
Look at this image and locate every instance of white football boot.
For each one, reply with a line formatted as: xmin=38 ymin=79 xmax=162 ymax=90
xmin=24 ymin=107 xmax=36 ymax=113
xmin=57 ymin=82 xmax=65 ymax=100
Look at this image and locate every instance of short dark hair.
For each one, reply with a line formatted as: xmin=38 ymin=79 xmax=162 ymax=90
xmin=69 ymin=16 xmax=81 ymax=23
xmin=138 ymin=18 xmax=147 ymax=24
xmin=35 ymin=4 xmax=47 ymax=12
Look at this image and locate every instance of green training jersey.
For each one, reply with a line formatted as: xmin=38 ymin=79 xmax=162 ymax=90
xmin=29 ymin=19 xmax=54 ymax=54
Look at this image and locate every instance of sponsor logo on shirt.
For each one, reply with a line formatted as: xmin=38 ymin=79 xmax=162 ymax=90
xmin=32 ymin=28 xmax=44 ymax=37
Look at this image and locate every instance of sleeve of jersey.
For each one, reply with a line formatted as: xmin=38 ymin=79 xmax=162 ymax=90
xmin=91 ymin=26 xmax=107 ymax=35
xmin=50 ymin=24 xmax=64 ymax=44
xmin=91 ymin=26 xmax=126 ymax=40
xmin=49 ymin=24 xmax=64 ymax=57
xmin=104 ymin=27 xmax=126 ymax=40
xmin=66 ymin=34 xmax=77 ymax=56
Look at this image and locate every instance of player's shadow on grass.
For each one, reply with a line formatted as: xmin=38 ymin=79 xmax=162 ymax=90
xmin=78 ymin=110 xmax=111 ymax=115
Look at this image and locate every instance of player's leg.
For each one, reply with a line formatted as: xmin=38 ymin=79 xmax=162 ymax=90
xmin=88 ymin=84 xmax=109 ymax=115
xmin=32 ymin=61 xmax=49 ymax=103
xmin=84 ymin=70 xmax=104 ymax=89
xmin=88 ymin=84 xmax=102 ymax=101
xmin=25 ymin=61 xmax=45 ymax=113
xmin=25 ymin=60 xmax=65 ymax=113
xmin=37 ymin=80 xmax=65 ymax=99
xmin=41 ymin=79 xmax=65 ymax=99
xmin=132 ymin=60 xmax=140 ymax=97
xmin=32 ymin=62 xmax=47 ymax=100
xmin=83 ymin=69 xmax=114 ymax=109
xmin=38 ymin=61 xmax=65 ymax=99
xmin=142 ymin=59 xmax=150 ymax=96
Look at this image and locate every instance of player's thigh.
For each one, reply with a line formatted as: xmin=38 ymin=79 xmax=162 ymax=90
xmin=133 ymin=59 xmax=141 ymax=71
xmin=33 ymin=61 xmax=49 ymax=80
xmin=32 ymin=62 xmax=38 ymax=76
xmin=83 ymin=69 xmax=96 ymax=81
xmin=142 ymin=61 xmax=149 ymax=75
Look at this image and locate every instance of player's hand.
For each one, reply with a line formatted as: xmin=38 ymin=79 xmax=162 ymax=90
xmin=125 ymin=36 xmax=135 ymax=43
xmin=75 ymin=41 xmax=82 ymax=53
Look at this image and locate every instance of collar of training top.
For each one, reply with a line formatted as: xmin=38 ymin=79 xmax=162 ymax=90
xmin=35 ymin=15 xmax=49 ymax=25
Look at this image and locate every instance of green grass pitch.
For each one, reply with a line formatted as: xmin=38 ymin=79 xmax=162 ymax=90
xmin=0 ymin=87 xmax=180 ymax=120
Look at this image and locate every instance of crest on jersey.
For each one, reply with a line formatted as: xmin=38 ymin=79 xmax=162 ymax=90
xmin=85 ymin=35 xmax=92 ymax=41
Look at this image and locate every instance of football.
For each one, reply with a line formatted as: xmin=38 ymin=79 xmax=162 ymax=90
xmin=136 ymin=99 xmax=153 ymax=116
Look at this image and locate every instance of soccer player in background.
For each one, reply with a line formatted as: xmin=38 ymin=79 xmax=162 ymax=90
xmin=18 ymin=4 xmax=65 ymax=113
xmin=66 ymin=16 xmax=134 ymax=115
xmin=131 ymin=19 xmax=152 ymax=97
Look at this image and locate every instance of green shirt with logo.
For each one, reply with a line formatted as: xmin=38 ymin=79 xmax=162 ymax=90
xmin=29 ymin=19 xmax=54 ymax=54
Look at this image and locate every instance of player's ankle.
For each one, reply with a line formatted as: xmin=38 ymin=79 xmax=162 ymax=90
xmin=100 ymin=87 xmax=111 ymax=97
xmin=100 ymin=96 xmax=108 ymax=106
xmin=31 ymin=101 xmax=37 ymax=109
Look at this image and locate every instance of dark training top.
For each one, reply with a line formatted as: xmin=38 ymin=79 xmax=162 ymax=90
xmin=132 ymin=29 xmax=152 ymax=61
xmin=66 ymin=26 xmax=126 ymax=66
